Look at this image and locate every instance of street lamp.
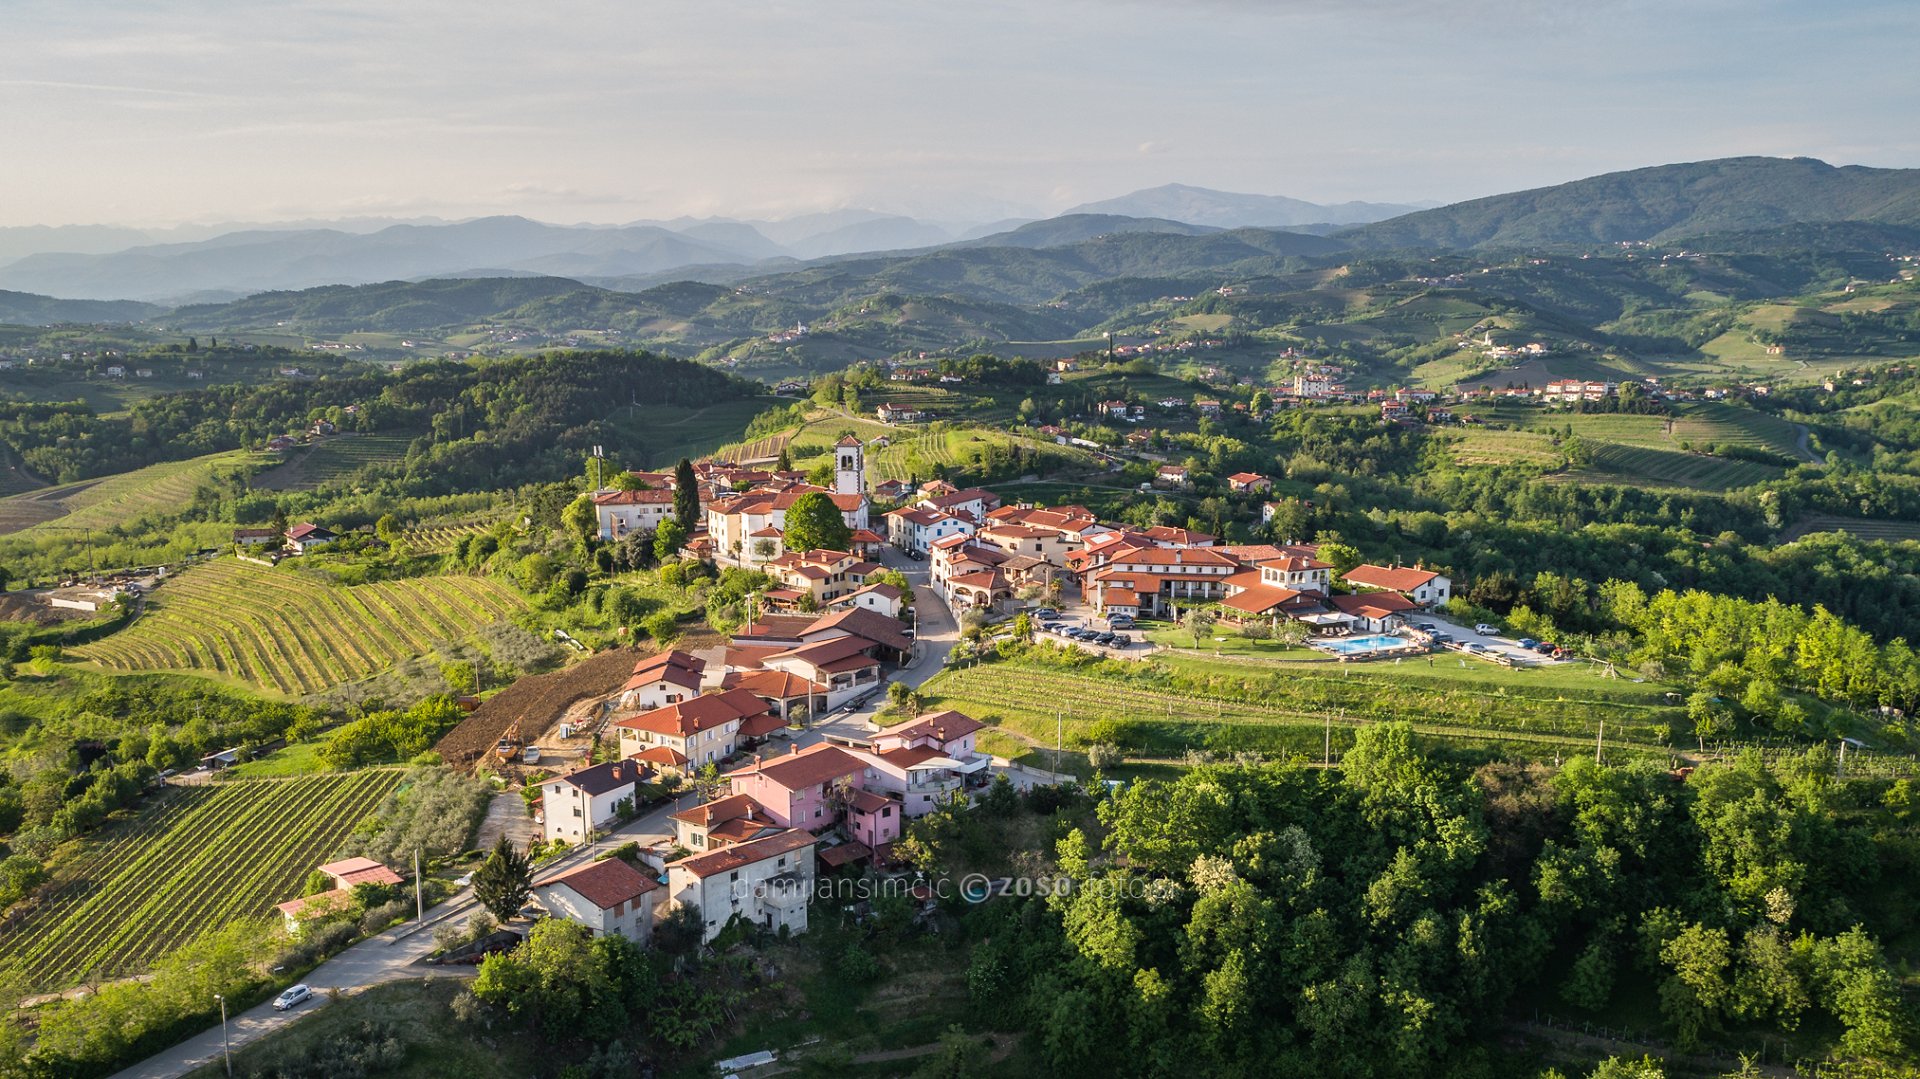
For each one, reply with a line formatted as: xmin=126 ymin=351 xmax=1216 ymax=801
xmin=215 ymin=993 xmax=232 ymax=1077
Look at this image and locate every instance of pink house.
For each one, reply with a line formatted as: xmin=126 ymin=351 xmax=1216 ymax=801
xmin=726 ymin=744 xmax=866 ymax=831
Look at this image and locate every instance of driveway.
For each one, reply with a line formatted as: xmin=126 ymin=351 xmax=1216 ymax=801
xmin=1424 ymin=615 xmax=1565 ymax=666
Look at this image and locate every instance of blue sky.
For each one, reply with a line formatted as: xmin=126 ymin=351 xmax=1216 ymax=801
xmin=2 ymin=0 xmax=1915 ymax=227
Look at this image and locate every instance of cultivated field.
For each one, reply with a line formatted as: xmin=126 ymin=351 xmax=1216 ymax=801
xmin=921 ymin=654 xmax=1682 ymax=761
xmin=0 ymin=770 xmax=406 ymax=989
xmin=1670 ymin=401 xmax=1808 ymax=459
xmin=863 ymin=426 xmax=1103 ymax=484
xmin=1778 ymin=515 xmax=1920 ymax=545
xmin=435 ymin=645 xmax=642 ymax=768
xmin=1446 ymin=428 xmax=1563 ymax=467
xmin=73 ymin=558 xmax=526 ymax=695
xmin=0 ymin=451 xmax=266 ymax=535
xmin=251 ymin=434 xmax=414 ymax=491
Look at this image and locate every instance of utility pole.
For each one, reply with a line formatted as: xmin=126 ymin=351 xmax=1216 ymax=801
xmin=1056 ymin=709 xmax=1063 ymax=774
xmin=1595 ymin=720 xmax=1604 ymax=765
xmin=216 ymin=993 xmax=232 ymax=1078
xmin=1324 ymin=711 xmax=1331 ymax=768
xmin=414 ymin=848 xmax=423 ymax=923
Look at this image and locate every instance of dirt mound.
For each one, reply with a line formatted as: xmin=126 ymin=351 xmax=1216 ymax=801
xmin=436 ymin=647 xmax=642 ymax=769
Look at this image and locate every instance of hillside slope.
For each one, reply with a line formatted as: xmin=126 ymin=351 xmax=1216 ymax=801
xmin=1341 ymin=157 xmax=1920 ymax=250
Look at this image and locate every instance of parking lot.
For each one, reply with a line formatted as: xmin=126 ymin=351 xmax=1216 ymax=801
xmin=1421 ymin=615 xmax=1570 ymax=666
xmin=1029 ymin=607 xmax=1146 ymax=657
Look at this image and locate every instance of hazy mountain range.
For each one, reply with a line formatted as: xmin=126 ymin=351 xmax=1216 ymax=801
xmin=2 ymin=158 xmax=1918 ymax=313
xmin=0 ymin=188 xmax=1413 ymax=303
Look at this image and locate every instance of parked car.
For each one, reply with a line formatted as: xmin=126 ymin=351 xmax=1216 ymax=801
xmin=1107 ymin=615 xmax=1135 ymax=629
xmin=1516 ymin=638 xmax=1539 ymax=649
xmin=1414 ymin=621 xmax=1436 ymax=631
xmin=1474 ymin=623 xmax=1499 ymax=636
xmin=1428 ymin=631 xmax=1453 ymax=644
xmin=1033 ymin=607 xmax=1059 ymax=619
xmin=273 ymin=985 xmax=312 ymax=1011
xmin=905 ymin=549 xmax=924 ymax=561
xmin=1536 ymin=641 xmax=1558 ymax=654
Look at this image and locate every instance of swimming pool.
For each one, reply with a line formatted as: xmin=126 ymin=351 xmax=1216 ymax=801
xmin=1316 ymin=635 xmax=1409 ymax=655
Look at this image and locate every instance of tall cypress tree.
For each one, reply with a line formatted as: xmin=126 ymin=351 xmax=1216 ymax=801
xmin=673 ymin=457 xmax=698 ymax=527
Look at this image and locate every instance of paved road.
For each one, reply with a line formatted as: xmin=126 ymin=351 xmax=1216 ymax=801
xmin=106 ymin=924 xmax=458 ymax=1079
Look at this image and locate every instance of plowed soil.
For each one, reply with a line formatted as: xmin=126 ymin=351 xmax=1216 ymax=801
xmin=435 ymin=647 xmax=642 ymax=769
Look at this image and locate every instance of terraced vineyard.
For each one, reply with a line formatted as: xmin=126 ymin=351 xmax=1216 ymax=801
xmin=251 ymin=434 xmax=415 ymax=491
xmin=74 ymin=558 xmax=525 ymax=695
xmin=0 ymin=450 xmax=266 ymax=535
xmin=1571 ymin=443 xmax=1783 ymax=491
xmin=401 ymin=518 xmax=503 ymax=553
xmin=923 ymin=658 xmax=1680 ymax=760
xmin=0 ymin=770 xmax=405 ymax=989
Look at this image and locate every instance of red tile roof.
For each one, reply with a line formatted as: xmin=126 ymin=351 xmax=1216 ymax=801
xmin=594 ymin=488 xmax=675 ymax=505
xmin=722 ymin=669 xmax=825 ymax=700
xmin=670 ymin=793 xmax=771 ymax=828
xmin=876 ymin=710 xmax=983 ymax=744
xmin=671 ymin=828 xmax=816 ymax=879
xmin=630 ymin=745 xmax=689 ymax=767
xmin=318 ymin=857 xmax=403 ymax=887
xmin=1342 ymin=564 xmax=1443 ymax=593
xmin=731 ymin=743 xmax=865 ymax=791
xmin=616 ymin=689 xmax=770 ymax=737
xmin=1221 ymin=585 xmax=1308 ymax=615
xmin=536 ymin=856 xmax=659 ymax=910
xmin=802 ymin=607 xmax=912 ymax=652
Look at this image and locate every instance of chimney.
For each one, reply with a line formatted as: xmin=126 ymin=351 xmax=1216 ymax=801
xmin=789 ymin=742 xmax=799 ymax=756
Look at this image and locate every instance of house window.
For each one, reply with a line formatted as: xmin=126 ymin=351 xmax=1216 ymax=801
xmin=729 ymin=871 xmax=738 ymax=883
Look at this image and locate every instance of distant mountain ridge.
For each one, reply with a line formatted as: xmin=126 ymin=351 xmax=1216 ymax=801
xmin=1063 ymin=183 xmax=1425 ymax=228
xmin=1338 ymin=157 xmax=1920 ymax=249
xmin=0 ymin=290 xmax=162 ymax=326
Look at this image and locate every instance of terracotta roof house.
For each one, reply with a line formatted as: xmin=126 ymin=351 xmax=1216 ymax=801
xmin=534 ymin=857 xmax=661 ymax=942
xmin=666 ymin=828 xmax=816 ymax=941
xmin=613 ymin=688 xmax=772 ymax=769
xmin=726 ymin=744 xmax=868 ymax=830
xmin=1341 ymin=564 xmax=1452 ymax=608
xmin=669 ymin=793 xmax=784 ymax=850
xmin=1227 ymin=472 xmax=1271 ymax=493
xmin=284 ymin=523 xmax=338 ymax=554
xmin=616 ymin=650 xmax=706 ymax=710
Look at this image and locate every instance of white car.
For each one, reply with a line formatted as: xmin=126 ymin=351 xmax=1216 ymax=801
xmin=1473 ymin=623 xmax=1499 ymax=636
xmin=272 ymin=984 xmax=312 ymax=1011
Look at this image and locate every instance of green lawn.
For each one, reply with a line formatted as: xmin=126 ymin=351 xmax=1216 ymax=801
xmin=222 ymin=740 xmax=334 ymax=778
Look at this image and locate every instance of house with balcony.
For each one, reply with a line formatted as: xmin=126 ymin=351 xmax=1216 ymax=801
xmin=726 ymin=744 xmax=869 ymax=831
xmin=613 ymin=688 xmax=781 ymax=772
xmin=759 ymin=636 xmax=884 ymax=707
xmin=884 ymin=506 xmax=974 ymax=554
xmin=666 ymin=829 xmax=817 ymax=941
